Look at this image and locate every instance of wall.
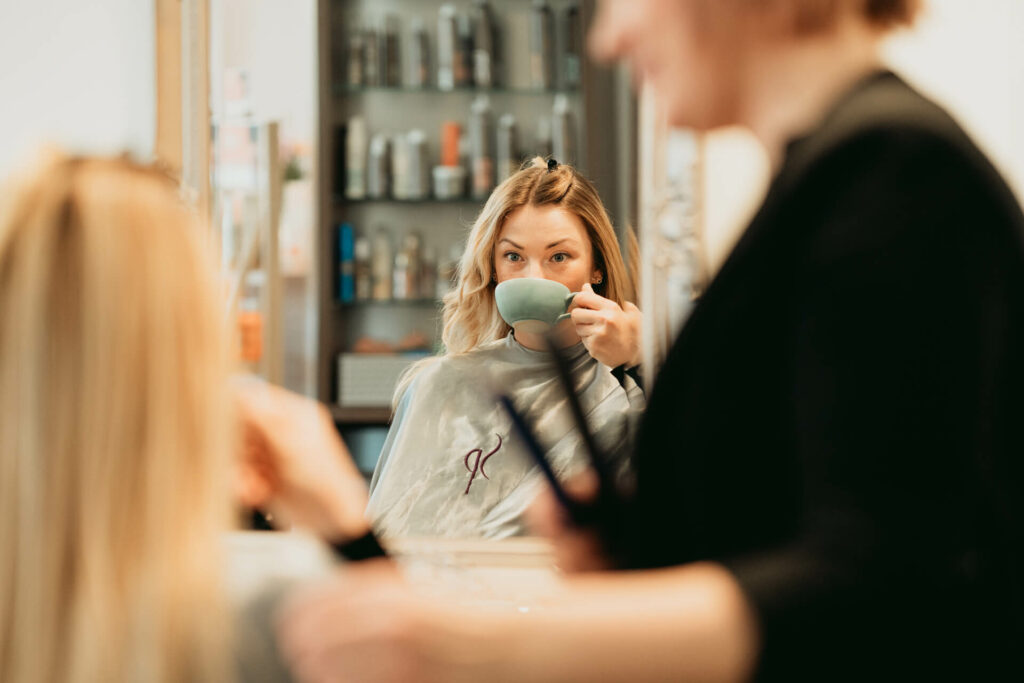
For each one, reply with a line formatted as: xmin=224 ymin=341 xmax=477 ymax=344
xmin=0 ymin=1 xmax=155 ymax=181
xmin=699 ymin=0 xmax=1024 ymax=276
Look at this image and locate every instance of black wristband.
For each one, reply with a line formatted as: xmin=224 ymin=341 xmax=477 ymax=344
xmin=329 ymin=529 xmax=388 ymax=562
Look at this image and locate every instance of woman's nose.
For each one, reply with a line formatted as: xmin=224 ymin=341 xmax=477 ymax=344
xmin=527 ymin=261 xmax=545 ymax=279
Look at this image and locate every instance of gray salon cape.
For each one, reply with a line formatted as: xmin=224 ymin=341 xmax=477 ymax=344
xmin=366 ymin=334 xmax=645 ymax=538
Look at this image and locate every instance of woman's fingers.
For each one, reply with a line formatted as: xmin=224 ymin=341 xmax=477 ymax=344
xmin=571 ymin=307 xmax=606 ymax=325
xmin=571 ymin=282 xmax=618 ymax=311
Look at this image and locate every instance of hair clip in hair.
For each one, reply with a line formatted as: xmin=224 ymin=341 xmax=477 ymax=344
xmin=547 ymin=158 xmax=559 ymax=172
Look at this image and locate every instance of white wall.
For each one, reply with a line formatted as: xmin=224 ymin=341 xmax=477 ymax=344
xmin=0 ymin=0 xmax=155 ymax=181
xmin=699 ymin=0 xmax=1024 ymax=275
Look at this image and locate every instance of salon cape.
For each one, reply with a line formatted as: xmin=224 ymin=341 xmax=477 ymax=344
xmin=366 ymin=333 xmax=645 ymax=539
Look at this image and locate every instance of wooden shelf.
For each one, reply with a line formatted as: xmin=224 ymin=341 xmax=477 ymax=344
xmin=330 ymin=404 xmax=393 ymax=425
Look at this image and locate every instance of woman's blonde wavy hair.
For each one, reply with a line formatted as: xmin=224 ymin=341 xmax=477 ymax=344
xmin=396 ymin=158 xmax=635 ymax=404
xmin=0 ymin=152 xmax=234 ymax=683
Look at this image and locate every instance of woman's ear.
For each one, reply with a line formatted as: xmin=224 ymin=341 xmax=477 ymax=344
xmin=592 ymin=270 xmax=604 ymax=285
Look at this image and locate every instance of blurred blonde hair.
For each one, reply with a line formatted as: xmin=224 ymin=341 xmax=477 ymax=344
xmin=396 ymin=158 xmax=635 ymax=404
xmin=720 ymin=0 xmax=922 ymax=34
xmin=0 ymin=152 xmax=233 ymax=682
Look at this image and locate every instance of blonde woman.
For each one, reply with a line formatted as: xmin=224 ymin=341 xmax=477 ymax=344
xmin=0 ymin=152 xmax=363 ymax=683
xmin=366 ymin=158 xmax=644 ymax=538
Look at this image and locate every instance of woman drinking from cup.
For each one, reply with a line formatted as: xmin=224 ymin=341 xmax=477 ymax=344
xmin=365 ymin=157 xmax=644 ymax=538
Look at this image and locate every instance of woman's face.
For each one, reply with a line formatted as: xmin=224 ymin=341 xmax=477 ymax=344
xmin=493 ymin=204 xmax=601 ymax=293
xmin=589 ymin=0 xmax=744 ymax=129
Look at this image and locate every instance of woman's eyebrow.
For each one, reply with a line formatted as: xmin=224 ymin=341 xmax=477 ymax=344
xmin=546 ymin=238 xmax=577 ymax=249
xmin=499 ymin=238 xmax=524 ymax=249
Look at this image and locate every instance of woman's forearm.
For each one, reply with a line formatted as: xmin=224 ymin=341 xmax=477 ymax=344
xmin=444 ymin=563 xmax=761 ymax=683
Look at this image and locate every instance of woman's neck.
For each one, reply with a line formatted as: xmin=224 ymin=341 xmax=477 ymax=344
xmin=514 ymin=320 xmax=580 ymax=352
xmin=738 ymin=22 xmax=885 ymax=168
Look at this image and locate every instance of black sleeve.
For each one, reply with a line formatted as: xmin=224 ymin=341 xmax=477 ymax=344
xmin=719 ymin=130 xmax=1024 ymax=678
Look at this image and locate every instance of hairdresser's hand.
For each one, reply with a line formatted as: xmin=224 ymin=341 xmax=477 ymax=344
xmin=278 ymin=563 xmax=496 ymax=683
xmin=570 ymin=284 xmax=642 ymax=369
xmin=235 ymin=381 xmax=370 ymax=542
xmin=527 ymin=470 xmax=612 ymax=573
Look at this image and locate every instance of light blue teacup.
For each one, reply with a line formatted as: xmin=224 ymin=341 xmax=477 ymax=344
xmin=494 ymin=278 xmax=577 ymax=334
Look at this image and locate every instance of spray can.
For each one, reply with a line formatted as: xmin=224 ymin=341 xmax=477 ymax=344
xmin=497 ymin=114 xmax=519 ymax=182
xmin=552 ymin=94 xmax=575 ymax=165
xmin=469 ymin=96 xmax=494 ymax=199
xmin=529 ymin=0 xmax=555 ymax=90
xmin=437 ymin=5 xmax=458 ymax=91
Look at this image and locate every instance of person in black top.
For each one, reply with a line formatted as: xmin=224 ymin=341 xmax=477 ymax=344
xmin=239 ymin=1 xmax=1024 ymax=681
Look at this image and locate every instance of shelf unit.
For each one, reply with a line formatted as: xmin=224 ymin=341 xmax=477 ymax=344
xmin=316 ymin=0 xmax=636 ymax=429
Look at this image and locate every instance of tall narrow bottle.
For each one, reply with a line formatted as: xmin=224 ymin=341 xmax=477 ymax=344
xmin=497 ymin=114 xmax=519 ymax=182
xmin=529 ymin=0 xmax=555 ymax=90
xmin=469 ymin=96 xmax=495 ymax=199
xmin=552 ymin=94 xmax=575 ymax=165
xmin=563 ymin=2 xmax=582 ymax=90
xmin=472 ymin=0 xmax=496 ymax=89
xmin=437 ymin=5 xmax=458 ymax=91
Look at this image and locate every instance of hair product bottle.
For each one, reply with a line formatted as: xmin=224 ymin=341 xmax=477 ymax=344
xmin=368 ymin=133 xmax=391 ymax=199
xmin=364 ymin=26 xmax=380 ymax=87
xmin=371 ymin=226 xmax=394 ymax=300
xmin=354 ymin=236 xmax=371 ymax=300
xmin=563 ymin=1 xmax=581 ymax=90
xmin=345 ymin=116 xmax=367 ymax=200
xmin=437 ymin=5 xmax=458 ymax=91
xmin=383 ymin=15 xmax=401 ymax=87
xmin=552 ymin=94 xmax=575 ymax=165
xmin=472 ymin=0 xmax=496 ymax=89
xmin=529 ymin=0 xmax=555 ymax=90
xmin=338 ymin=222 xmax=356 ymax=303
xmin=407 ymin=129 xmax=430 ymax=200
xmin=497 ymin=114 xmax=519 ymax=182
xmin=469 ymin=95 xmax=495 ymax=199
xmin=409 ymin=18 xmax=430 ymax=88
xmin=346 ymin=31 xmax=365 ymax=87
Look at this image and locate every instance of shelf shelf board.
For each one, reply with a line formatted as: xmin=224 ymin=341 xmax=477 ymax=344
xmin=331 ymin=404 xmax=393 ymax=425
xmin=334 ymin=298 xmax=441 ymax=308
xmin=333 ymin=84 xmax=581 ymax=97
xmin=335 ymin=196 xmax=484 ymax=206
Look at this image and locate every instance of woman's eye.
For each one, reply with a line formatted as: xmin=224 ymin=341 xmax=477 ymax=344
xmin=551 ymin=252 xmax=570 ymax=263
xmin=504 ymin=252 xmax=522 ymax=263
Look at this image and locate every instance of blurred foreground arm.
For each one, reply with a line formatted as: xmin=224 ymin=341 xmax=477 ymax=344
xmin=278 ymin=561 xmax=759 ymax=683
